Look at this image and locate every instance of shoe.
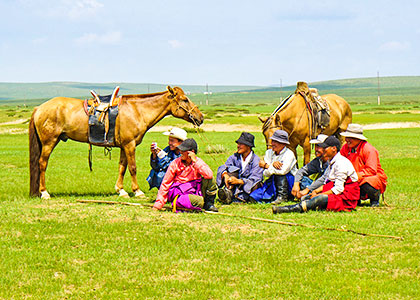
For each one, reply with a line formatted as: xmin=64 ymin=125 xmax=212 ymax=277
xmin=271 ymin=197 xmax=288 ymax=205
xmin=371 ymin=201 xmax=379 ymax=207
xmin=218 ymin=188 xmax=233 ymax=204
xmin=203 ymin=194 xmax=219 ymax=212
xmin=272 ymin=203 xmax=303 ymax=214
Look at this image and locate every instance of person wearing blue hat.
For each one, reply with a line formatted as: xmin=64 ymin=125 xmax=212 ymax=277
xmin=250 ymin=129 xmax=298 ymax=204
xmin=216 ymin=132 xmax=263 ymax=203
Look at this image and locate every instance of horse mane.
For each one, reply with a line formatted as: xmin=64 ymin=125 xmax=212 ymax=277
xmin=122 ymin=91 xmax=168 ymax=100
xmin=262 ymin=93 xmax=296 ymax=130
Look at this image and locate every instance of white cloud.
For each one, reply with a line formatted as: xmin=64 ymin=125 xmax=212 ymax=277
xmin=67 ymin=0 xmax=104 ymax=19
xmin=379 ymin=41 xmax=410 ymax=52
xmin=19 ymin=0 xmax=104 ymax=20
xmin=32 ymin=37 xmax=47 ymax=44
xmin=168 ymin=40 xmax=183 ymax=49
xmin=75 ymin=31 xmax=122 ymax=45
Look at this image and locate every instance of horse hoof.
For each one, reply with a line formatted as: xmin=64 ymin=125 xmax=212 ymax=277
xmin=40 ymin=191 xmax=51 ymax=200
xmin=134 ymin=190 xmax=145 ymax=198
xmin=118 ymin=189 xmax=129 ymax=198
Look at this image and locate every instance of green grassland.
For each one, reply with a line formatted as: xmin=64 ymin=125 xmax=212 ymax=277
xmin=0 ymin=126 xmax=419 ymax=299
xmin=0 ymin=77 xmax=419 ymax=299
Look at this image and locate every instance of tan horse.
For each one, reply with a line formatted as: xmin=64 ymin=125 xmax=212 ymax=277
xmin=29 ymin=86 xmax=203 ymax=199
xmin=259 ymin=91 xmax=352 ymax=165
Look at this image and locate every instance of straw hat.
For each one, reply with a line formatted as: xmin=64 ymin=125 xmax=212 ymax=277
xmin=340 ymin=124 xmax=367 ymax=141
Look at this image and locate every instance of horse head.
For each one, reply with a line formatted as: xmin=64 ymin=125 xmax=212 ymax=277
xmin=259 ymin=115 xmax=280 ymax=149
xmin=167 ymin=86 xmax=204 ymax=126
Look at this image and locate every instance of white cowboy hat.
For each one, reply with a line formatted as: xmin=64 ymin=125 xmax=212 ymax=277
xmin=163 ymin=127 xmax=188 ymax=141
xmin=309 ymin=134 xmax=328 ymax=144
xmin=340 ymin=124 xmax=368 ymax=141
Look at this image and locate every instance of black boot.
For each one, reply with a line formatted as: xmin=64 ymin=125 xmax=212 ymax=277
xmin=204 ymin=195 xmax=218 ymax=212
xmin=272 ymin=203 xmax=303 ymax=214
xmin=271 ymin=175 xmax=289 ymax=205
xmin=218 ymin=187 xmax=233 ymax=204
xmin=370 ymin=190 xmax=380 ymax=207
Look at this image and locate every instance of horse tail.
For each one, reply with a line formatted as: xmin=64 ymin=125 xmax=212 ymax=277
xmin=29 ymin=108 xmax=41 ymax=197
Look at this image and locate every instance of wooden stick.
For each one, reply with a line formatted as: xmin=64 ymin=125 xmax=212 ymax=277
xmin=76 ymin=200 xmax=404 ymax=240
xmin=204 ymin=211 xmax=404 ymax=241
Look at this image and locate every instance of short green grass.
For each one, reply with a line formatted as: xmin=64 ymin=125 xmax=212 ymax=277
xmin=0 ymin=122 xmax=419 ymax=298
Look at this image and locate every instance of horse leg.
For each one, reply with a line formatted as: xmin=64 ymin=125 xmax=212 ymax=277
xmin=123 ymin=143 xmax=145 ymax=198
xmin=302 ymin=138 xmax=311 ymax=166
xmin=114 ymin=148 xmax=130 ymax=198
xmin=39 ymin=141 xmax=59 ymax=199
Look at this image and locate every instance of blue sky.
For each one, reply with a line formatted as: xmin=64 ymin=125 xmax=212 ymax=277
xmin=0 ymin=0 xmax=419 ymax=85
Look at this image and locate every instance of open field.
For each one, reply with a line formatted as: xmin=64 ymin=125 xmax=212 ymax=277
xmin=1 ymin=79 xmax=419 ymax=298
xmin=1 ymin=122 xmax=420 ymax=298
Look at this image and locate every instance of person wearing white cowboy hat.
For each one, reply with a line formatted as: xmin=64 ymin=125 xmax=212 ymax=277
xmin=291 ymin=134 xmax=330 ymax=200
xmin=340 ymin=124 xmax=387 ymax=207
xmin=146 ymin=127 xmax=188 ymax=190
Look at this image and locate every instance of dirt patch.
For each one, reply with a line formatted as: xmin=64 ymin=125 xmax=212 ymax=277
xmin=150 ymin=122 xmax=420 ymax=132
xmin=0 ymin=118 xmax=29 ymax=125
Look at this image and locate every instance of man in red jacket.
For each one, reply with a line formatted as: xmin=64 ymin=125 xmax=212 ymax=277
xmin=340 ymin=124 xmax=387 ymax=207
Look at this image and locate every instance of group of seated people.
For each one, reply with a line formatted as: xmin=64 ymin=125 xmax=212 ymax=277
xmin=148 ymin=123 xmax=387 ymax=214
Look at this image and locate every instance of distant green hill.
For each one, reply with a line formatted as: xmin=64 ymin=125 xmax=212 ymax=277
xmin=0 ymin=82 xmax=262 ymax=103
xmin=1 ymin=76 xmax=420 ymax=106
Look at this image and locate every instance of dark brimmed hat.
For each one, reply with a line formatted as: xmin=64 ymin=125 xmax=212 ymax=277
xmin=270 ymin=130 xmax=290 ymax=145
xmin=318 ymin=136 xmax=341 ymax=151
xmin=178 ymin=138 xmax=198 ymax=153
xmin=235 ymin=132 xmax=255 ymax=148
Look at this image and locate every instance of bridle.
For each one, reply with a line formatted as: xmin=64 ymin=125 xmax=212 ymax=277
xmin=171 ymin=94 xmax=199 ymax=124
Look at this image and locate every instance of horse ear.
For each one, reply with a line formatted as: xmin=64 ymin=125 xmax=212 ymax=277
xmin=258 ymin=116 xmax=268 ymax=123
xmin=167 ymin=86 xmax=175 ymax=96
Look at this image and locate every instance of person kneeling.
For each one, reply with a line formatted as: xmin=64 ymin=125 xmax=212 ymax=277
xmin=250 ymin=130 xmax=297 ymax=204
xmin=273 ymin=136 xmax=360 ymax=214
xmin=152 ymin=138 xmax=218 ymax=212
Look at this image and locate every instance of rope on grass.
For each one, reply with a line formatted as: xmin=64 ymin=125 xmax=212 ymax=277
xmin=203 ymin=211 xmax=404 ymax=241
xmin=76 ymin=199 xmax=404 ymax=241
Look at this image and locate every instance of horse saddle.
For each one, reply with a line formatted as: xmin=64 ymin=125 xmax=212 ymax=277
xmin=84 ymin=86 xmax=121 ymax=146
xmin=298 ymin=85 xmax=330 ymax=133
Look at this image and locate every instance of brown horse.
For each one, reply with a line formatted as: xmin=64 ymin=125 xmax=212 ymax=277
xmin=29 ymin=86 xmax=203 ymax=199
xmin=259 ymin=91 xmax=352 ymax=165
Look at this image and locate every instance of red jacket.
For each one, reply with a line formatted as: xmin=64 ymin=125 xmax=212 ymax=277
xmin=340 ymin=141 xmax=387 ymax=194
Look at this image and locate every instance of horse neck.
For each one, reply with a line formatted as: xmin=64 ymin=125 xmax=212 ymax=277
xmin=122 ymin=93 xmax=172 ymax=128
xmin=276 ymin=94 xmax=305 ymax=129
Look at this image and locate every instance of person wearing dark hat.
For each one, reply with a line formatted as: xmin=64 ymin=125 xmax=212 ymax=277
xmin=153 ymin=138 xmax=218 ymax=212
xmin=216 ymin=132 xmax=263 ymax=203
xmin=272 ymin=136 xmax=360 ymax=214
xmin=291 ymin=134 xmax=330 ymax=200
xmin=340 ymin=124 xmax=387 ymax=207
xmin=250 ymin=130 xmax=297 ymax=204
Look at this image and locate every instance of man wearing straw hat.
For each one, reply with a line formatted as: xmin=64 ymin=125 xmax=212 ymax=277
xmin=147 ymin=127 xmax=187 ymax=189
xmin=340 ymin=124 xmax=387 ymax=207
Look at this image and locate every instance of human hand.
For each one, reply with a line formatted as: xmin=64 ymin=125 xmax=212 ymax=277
xmin=297 ymin=188 xmax=309 ymax=199
xmin=188 ymin=151 xmax=197 ymax=163
xmin=227 ymin=176 xmax=244 ymax=186
xmin=273 ymin=161 xmax=283 ymax=170
xmin=291 ymin=183 xmax=300 ymax=197
xmin=259 ymin=160 xmax=266 ymax=168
